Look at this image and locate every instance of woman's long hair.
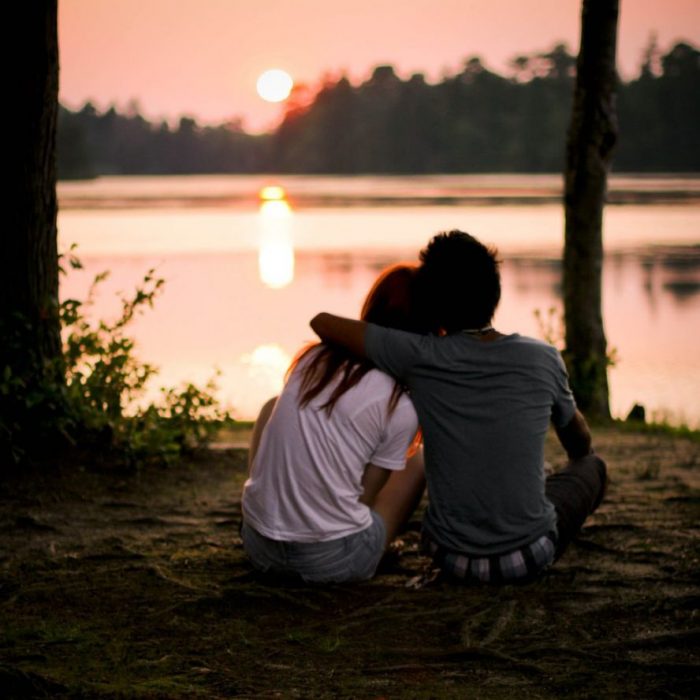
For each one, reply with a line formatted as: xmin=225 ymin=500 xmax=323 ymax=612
xmin=288 ymin=264 xmax=432 ymax=416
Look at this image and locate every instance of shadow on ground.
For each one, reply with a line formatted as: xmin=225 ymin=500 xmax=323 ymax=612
xmin=1 ymin=428 xmax=698 ymax=698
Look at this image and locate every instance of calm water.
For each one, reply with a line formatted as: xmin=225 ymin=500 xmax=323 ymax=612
xmin=57 ymin=175 xmax=700 ymax=427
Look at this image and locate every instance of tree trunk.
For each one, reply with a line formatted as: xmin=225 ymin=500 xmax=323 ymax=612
xmin=563 ymin=0 xmax=619 ymax=420
xmin=1 ymin=2 xmax=62 ymax=450
xmin=2 ymin=2 xmax=60 ymax=362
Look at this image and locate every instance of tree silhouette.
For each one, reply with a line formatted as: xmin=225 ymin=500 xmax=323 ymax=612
xmin=563 ymin=0 xmax=619 ymax=420
xmin=1 ymin=2 xmax=63 ymax=458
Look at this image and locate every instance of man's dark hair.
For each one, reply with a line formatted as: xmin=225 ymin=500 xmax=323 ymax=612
xmin=416 ymin=230 xmax=501 ymax=333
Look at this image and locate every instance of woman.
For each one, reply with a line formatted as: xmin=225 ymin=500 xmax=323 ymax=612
xmin=241 ymin=264 xmax=431 ymax=583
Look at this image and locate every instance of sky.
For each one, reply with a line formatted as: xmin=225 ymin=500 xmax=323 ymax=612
xmin=59 ymin=0 xmax=700 ymax=133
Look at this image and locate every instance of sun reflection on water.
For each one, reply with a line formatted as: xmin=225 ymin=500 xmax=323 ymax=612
xmin=258 ymin=186 xmax=295 ymax=289
xmin=242 ymin=343 xmax=292 ymax=395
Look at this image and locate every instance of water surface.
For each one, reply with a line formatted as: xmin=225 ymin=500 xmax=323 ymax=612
xmin=58 ymin=174 xmax=700 ymax=426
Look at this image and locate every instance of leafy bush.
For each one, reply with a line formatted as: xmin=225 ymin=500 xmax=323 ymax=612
xmin=1 ymin=252 xmax=233 ymax=465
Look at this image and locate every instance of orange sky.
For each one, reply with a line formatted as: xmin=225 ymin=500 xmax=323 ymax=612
xmin=59 ymin=0 xmax=700 ymax=133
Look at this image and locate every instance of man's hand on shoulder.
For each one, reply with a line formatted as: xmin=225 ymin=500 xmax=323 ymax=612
xmin=310 ymin=313 xmax=368 ymax=359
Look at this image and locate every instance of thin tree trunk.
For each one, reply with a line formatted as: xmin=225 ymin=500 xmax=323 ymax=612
xmin=563 ymin=0 xmax=619 ymax=420
xmin=1 ymin=2 xmax=61 ymax=377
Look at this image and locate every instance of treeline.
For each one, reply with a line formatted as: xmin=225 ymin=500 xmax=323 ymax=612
xmin=58 ymin=40 xmax=699 ymax=179
xmin=58 ymin=109 xmax=269 ymax=178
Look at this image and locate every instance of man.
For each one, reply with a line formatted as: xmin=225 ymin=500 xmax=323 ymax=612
xmin=311 ymin=230 xmax=607 ymax=584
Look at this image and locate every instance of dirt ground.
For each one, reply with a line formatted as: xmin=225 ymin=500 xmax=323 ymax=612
xmin=1 ymin=426 xmax=698 ymax=699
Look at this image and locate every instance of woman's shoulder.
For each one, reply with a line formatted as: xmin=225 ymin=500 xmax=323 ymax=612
xmin=364 ymin=370 xmax=416 ymax=416
xmin=363 ymin=367 xmax=401 ymax=391
xmin=341 ymin=368 xmax=404 ymax=408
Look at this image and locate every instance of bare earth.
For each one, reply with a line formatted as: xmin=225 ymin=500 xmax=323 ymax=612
xmin=1 ymin=427 xmax=698 ymax=699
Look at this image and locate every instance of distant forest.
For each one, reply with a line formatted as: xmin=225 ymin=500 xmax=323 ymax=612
xmin=58 ymin=40 xmax=699 ymax=179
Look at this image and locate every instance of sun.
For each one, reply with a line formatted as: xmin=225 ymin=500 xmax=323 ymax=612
xmin=256 ymin=69 xmax=294 ymax=103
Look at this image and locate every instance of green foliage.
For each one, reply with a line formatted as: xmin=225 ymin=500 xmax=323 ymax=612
xmin=0 ymin=314 xmax=71 ymax=463
xmin=62 ymin=264 xmax=232 ymax=463
xmin=61 ymin=267 xmax=161 ymax=427
xmin=613 ymin=417 xmax=700 ymax=443
xmin=534 ymin=306 xmax=565 ymax=350
xmin=1 ymin=254 xmax=233 ymax=465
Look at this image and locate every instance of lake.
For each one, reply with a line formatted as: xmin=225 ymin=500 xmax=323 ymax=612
xmin=57 ymin=174 xmax=700 ymax=427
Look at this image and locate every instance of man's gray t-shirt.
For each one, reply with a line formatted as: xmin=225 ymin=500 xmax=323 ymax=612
xmin=365 ymin=326 xmax=577 ymax=555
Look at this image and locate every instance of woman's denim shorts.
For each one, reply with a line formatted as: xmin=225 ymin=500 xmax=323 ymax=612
xmin=241 ymin=511 xmax=386 ymax=584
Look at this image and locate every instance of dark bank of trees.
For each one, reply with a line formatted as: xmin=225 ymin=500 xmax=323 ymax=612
xmin=58 ymin=39 xmax=699 ymax=179
xmin=57 ymin=106 xmax=270 ymax=179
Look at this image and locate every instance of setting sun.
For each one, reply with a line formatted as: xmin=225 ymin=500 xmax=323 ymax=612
xmin=256 ymin=69 xmax=293 ymax=103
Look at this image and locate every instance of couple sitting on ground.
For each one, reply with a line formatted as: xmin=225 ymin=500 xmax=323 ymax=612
xmin=241 ymin=230 xmax=607 ymax=584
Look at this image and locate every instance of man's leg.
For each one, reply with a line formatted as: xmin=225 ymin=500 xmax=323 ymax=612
xmin=545 ymin=453 xmax=607 ymax=560
xmin=372 ymin=448 xmax=426 ymax=547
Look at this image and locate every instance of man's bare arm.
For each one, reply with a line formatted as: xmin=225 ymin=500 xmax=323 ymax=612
xmin=555 ymin=409 xmax=593 ymax=461
xmin=310 ymin=313 xmax=368 ymax=358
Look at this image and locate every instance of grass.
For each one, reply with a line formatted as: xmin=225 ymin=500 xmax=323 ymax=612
xmin=613 ymin=418 xmax=700 ymax=443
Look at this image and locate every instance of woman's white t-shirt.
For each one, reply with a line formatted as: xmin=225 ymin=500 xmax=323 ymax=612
xmin=242 ymin=352 xmax=419 ymax=542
